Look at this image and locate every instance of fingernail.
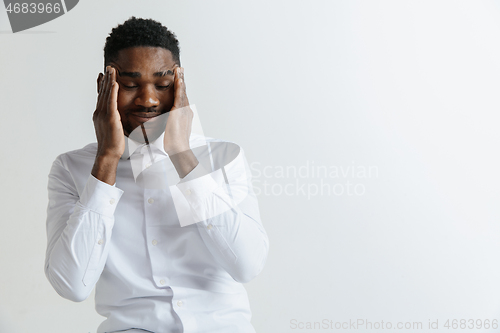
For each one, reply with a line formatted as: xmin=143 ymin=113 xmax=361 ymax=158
xmin=180 ymin=67 xmax=184 ymax=74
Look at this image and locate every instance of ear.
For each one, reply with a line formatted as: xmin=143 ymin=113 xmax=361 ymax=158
xmin=97 ymin=73 xmax=104 ymax=93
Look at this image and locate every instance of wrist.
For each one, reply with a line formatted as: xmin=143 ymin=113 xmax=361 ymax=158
xmin=96 ymin=152 xmax=122 ymax=162
xmin=96 ymin=147 xmax=123 ymax=160
xmin=169 ymin=149 xmax=199 ymax=179
xmin=92 ymin=154 xmax=120 ymax=185
xmin=165 ymin=145 xmax=190 ymax=156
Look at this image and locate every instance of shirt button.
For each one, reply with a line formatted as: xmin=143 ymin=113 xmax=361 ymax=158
xmin=207 ymin=224 xmax=213 ymax=230
xmin=177 ymin=300 xmax=183 ymax=307
xmin=98 ymin=239 xmax=104 ymax=245
xmin=146 ymin=163 xmax=152 ymax=168
xmin=185 ymin=189 xmax=191 ymax=195
xmin=152 ymin=239 xmax=158 ymax=246
xmin=160 ymin=279 xmax=166 ymax=285
xmin=148 ymin=198 xmax=154 ymax=204
xmin=109 ymin=198 xmax=115 ymax=205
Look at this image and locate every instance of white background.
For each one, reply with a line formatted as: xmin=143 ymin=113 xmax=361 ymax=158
xmin=1 ymin=1 xmax=500 ymax=332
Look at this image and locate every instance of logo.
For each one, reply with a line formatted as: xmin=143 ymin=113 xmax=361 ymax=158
xmin=3 ymin=0 xmax=79 ymax=33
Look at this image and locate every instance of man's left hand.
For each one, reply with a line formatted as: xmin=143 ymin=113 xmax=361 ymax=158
xmin=163 ymin=66 xmax=199 ymax=179
xmin=163 ymin=67 xmax=193 ymax=155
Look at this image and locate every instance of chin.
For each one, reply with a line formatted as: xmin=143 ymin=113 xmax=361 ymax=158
xmin=128 ymin=114 xmax=168 ymax=144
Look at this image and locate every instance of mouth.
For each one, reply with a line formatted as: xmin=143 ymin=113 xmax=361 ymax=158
xmin=130 ymin=113 xmax=161 ymax=124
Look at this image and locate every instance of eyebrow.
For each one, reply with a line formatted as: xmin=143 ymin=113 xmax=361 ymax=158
xmin=117 ymin=69 xmax=174 ymax=78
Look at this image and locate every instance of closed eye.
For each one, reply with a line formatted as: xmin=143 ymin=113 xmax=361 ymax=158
xmin=119 ymin=83 xmax=170 ymax=89
xmin=121 ymin=83 xmax=138 ymax=89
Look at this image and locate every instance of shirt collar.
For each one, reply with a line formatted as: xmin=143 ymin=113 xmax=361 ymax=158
xmin=121 ymin=131 xmax=167 ymax=160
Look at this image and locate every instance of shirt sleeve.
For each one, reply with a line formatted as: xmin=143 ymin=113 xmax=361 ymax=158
xmin=170 ymin=144 xmax=269 ymax=283
xmin=44 ymin=156 xmax=124 ymax=302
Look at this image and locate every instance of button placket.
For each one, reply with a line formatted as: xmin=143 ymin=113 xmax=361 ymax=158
xmin=145 ymin=189 xmax=171 ymax=290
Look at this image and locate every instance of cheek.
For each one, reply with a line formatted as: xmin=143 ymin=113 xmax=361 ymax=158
xmin=162 ymin=89 xmax=175 ymax=107
xmin=116 ymin=91 xmax=134 ymax=110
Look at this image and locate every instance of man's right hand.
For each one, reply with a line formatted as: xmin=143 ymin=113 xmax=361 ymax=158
xmin=93 ymin=66 xmax=124 ymax=159
xmin=91 ymin=66 xmax=124 ymax=185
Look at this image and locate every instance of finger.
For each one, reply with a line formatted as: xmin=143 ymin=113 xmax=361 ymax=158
xmin=179 ymin=68 xmax=189 ymax=104
xmin=97 ymin=73 xmax=104 ymax=94
xmin=100 ymin=71 xmax=107 ymax=93
xmin=103 ymin=67 xmax=113 ymax=113
xmin=98 ymin=69 xmax=110 ymax=109
xmin=173 ymin=67 xmax=187 ymax=108
xmin=108 ymin=74 xmax=119 ymax=117
xmin=96 ymin=71 xmax=107 ymax=112
xmin=178 ymin=67 xmax=185 ymax=88
xmin=172 ymin=67 xmax=180 ymax=108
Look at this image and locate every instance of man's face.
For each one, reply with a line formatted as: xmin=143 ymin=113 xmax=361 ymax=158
xmin=106 ymin=46 xmax=177 ymax=137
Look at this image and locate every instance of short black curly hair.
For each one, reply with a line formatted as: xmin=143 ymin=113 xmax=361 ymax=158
xmin=103 ymin=17 xmax=180 ymax=68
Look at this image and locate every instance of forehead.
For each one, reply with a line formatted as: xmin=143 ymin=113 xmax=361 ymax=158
xmin=112 ymin=46 xmax=176 ymax=71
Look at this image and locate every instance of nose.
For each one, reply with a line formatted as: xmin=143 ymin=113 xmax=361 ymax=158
xmin=135 ymin=85 xmax=160 ymax=108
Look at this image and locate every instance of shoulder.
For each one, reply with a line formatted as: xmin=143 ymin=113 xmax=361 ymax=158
xmin=51 ymin=143 xmax=97 ymax=170
xmin=189 ymin=133 xmax=248 ymax=174
xmin=190 ymin=133 xmax=243 ymax=152
xmin=189 ymin=132 xmax=238 ymax=145
xmin=190 ymin=133 xmax=243 ymax=158
xmin=47 ymin=143 xmax=97 ymax=192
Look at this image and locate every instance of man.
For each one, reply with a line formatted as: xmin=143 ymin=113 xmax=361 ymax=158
xmin=44 ymin=17 xmax=269 ymax=333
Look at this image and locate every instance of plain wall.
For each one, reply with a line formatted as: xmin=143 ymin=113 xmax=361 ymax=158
xmin=1 ymin=1 xmax=500 ymax=332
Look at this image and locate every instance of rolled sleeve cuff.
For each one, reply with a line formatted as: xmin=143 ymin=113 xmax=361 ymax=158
xmin=176 ymin=170 xmax=221 ymax=207
xmin=79 ymin=175 xmax=124 ymax=217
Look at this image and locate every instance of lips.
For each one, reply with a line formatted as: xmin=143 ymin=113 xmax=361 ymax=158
xmin=130 ymin=113 xmax=161 ymax=124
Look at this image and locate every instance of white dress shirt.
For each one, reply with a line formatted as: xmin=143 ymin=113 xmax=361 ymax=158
xmin=44 ymin=131 xmax=269 ymax=333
